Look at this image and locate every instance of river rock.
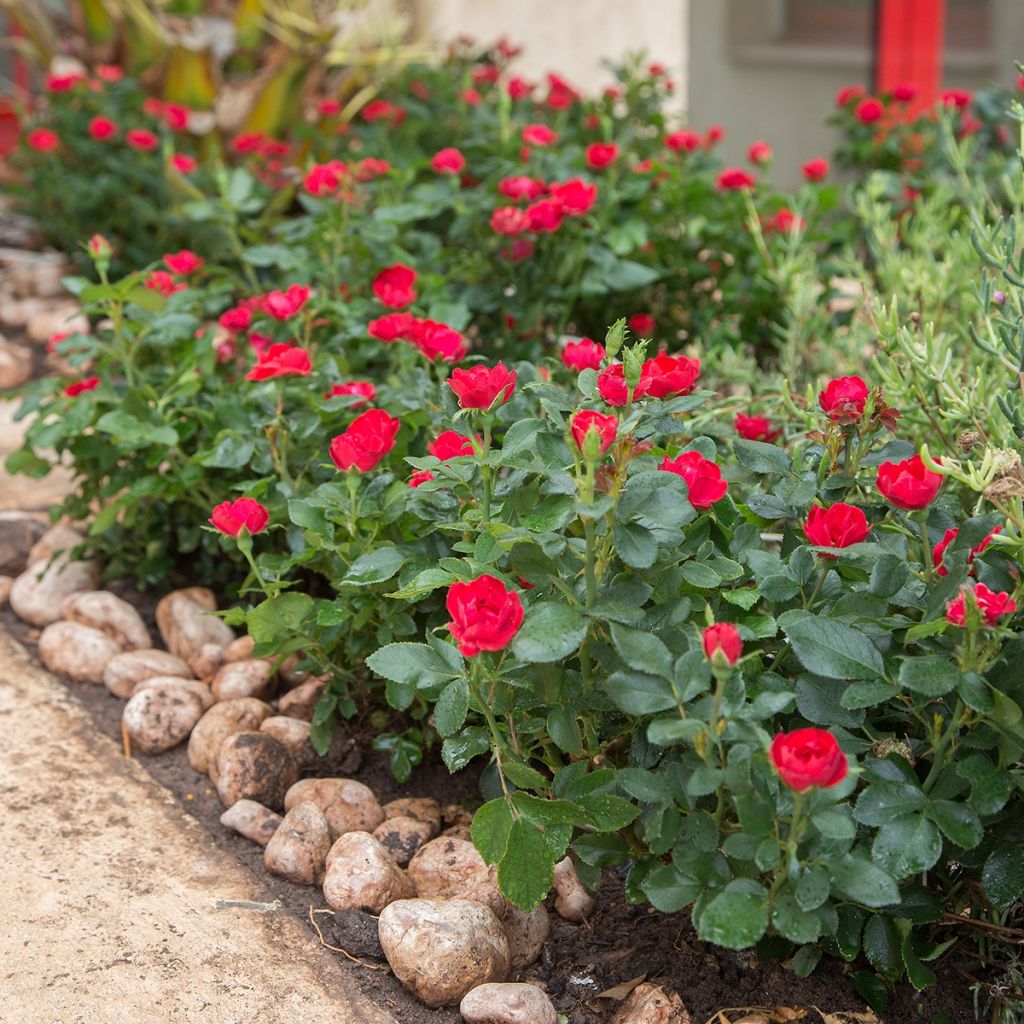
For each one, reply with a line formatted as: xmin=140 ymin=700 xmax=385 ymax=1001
xmin=122 ymin=683 xmax=205 ymax=754
xmin=187 ymin=642 xmax=225 ymax=680
xmin=259 ymin=715 xmax=311 ymax=753
xmin=211 ymin=659 xmax=275 ymax=702
xmin=373 ymin=816 xmax=436 ymax=867
xmin=382 ymin=797 xmax=441 ymax=833
xmin=553 ymin=857 xmax=595 ymax=922
xmin=59 ymin=590 xmax=152 ymax=650
xmin=407 ymin=836 xmax=505 ymax=916
xmin=502 ymin=904 xmax=551 ymax=969
xmin=0 ymin=574 xmax=12 ymax=606
xmin=612 ymin=983 xmax=692 ymax=1024
xmin=219 ymin=799 xmax=281 ymax=847
xmin=187 ymin=697 xmax=274 ymax=775
xmin=103 ymin=648 xmax=192 ymax=699
xmin=0 ymin=339 xmax=31 ymax=390
xmin=284 ymin=778 xmax=384 ymax=839
xmin=460 ymin=983 xmax=558 ymax=1024
xmin=276 ymin=676 xmax=325 ymax=720
xmin=27 ymin=522 xmax=86 ymax=565
xmin=224 ymin=635 xmax=255 ymax=661
xmin=0 ymin=512 xmax=45 ymax=575
xmin=10 ymin=554 xmax=99 ymax=627
xmin=156 ymin=587 xmax=234 ymax=661
xmin=38 ymin=621 xmax=122 ymax=683
xmin=264 ymin=803 xmax=332 ymax=885
xmin=377 ymin=898 xmax=510 ymax=1007
xmin=214 ymin=731 xmax=297 ymax=809
xmin=322 ymin=832 xmax=413 ymax=912
xmin=131 ymin=675 xmax=214 ymax=711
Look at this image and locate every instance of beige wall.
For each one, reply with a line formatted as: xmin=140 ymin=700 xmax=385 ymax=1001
xmin=413 ymin=0 xmax=690 ymax=108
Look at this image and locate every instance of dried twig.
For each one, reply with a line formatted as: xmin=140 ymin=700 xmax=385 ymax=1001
xmin=121 ymin=719 xmax=132 ymax=758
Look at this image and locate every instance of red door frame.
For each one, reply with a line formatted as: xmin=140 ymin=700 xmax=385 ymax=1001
xmin=875 ymin=0 xmax=947 ymax=112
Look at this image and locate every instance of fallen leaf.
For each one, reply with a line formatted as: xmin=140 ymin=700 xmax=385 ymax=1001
xmin=596 ymin=974 xmax=647 ymax=1001
xmin=814 ymin=1009 xmax=884 ymax=1024
xmin=775 ymin=1009 xmax=807 ymax=1022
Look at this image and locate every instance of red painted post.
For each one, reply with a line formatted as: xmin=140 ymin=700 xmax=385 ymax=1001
xmin=875 ymin=0 xmax=947 ymax=114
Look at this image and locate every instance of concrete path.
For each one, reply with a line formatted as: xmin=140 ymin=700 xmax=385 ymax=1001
xmin=0 ymin=625 xmax=397 ymax=1024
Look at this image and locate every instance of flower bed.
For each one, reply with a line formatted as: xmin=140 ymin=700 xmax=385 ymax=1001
xmin=7 ymin=38 xmax=1024 ymax=1020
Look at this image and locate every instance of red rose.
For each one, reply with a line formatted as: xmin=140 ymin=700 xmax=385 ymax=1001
xmin=521 ymin=123 xmax=557 ymax=147
xmin=354 ymin=158 xmax=390 ymax=180
xmin=407 ymin=319 xmax=468 ymax=362
xmin=876 ymin=453 xmax=942 ymax=510
xmin=892 ymin=82 xmax=918 ymax=103
xmin=571 ymin=409 xmax=617 ymax=454
xmin=491 ymin=206 xmax=530 ymax=235
xmin=261 ymin=284 xmax=310 ymax=320
xmin=506 ymin=76 xmax=532 ymax=101
xmin=941 ymin=89 xmax=972 ymax=109
xmin=431 ymin=147 xmax=465 ymax=174
xmin=46 ymin=73 xmax=84 ymax=92
xmin=446 ymin=575 xmax=524 ymax=657
xmin=209 ymin=497 xmax=269 ymax=537
xmin=373 ymin=264 xmax=417 ymax=309
xmin=65 ymin=376 xmax=100 ymax=397
xmin=362 ymin=99 xmax=405 ymax=123
xmin=88 ymin=116 xmax=118 ymax=141
xmin=525 ymin=199 xmax=564 ymax=233
xmin=771 ymin=729 xmax=848 ymax=792
xmin=659 ymin=450 xmax=728 ymax=509
xmin=855 ymin=97 xmax=884 ymax=123
xmin=765 ymin=208 xmax=805 ymax=234
xmin=717 ymin=168 xmax=756 ymax=190
xmin=408 ymin=469 xmax=436 ymax=489
xmin=705 ymin=124 xmax=724 ymax=146
xmin=702 ymin=622 xmax=742 ymax=665
xmin=318 ymin=98 xmax=342 ymax=116
xmin=551 ymin=179 xmax=597 ymax=216
xmin=946 ymin=582 xmax=1017 ymax=627
xmin=638 ymin=353 xmax=700 ymax=398
xmin=459 ymin=88 xmax=481 ymax=106
xmin=163 ymin=249 xmax=204 ymax=275
xmin=932 ymin=525 xmax=1001 ymax=577
xmin=368 ymin=312 xmax=416 ymax=342
xmin=597 ymin=363 xmax=628 ymax=406
xmin=245 ymin=343 xmax=312 ymax=381
xmin=499 ymin=175 xmax=546 ymax=201
xmin=561 ymin=338 xmax=605 ymax=372
xmin=145 ymin=270 xmax=185 ymax=297
xmin=170 ymin=153 xmax=197 ymax=174
xmin=629 ymin=313 xmax=656 ymax=337
xmin=734 ymin=413 xmax=780 ymax=442
xmin=801 ymin=157 xmax=829 ymax=182
xmin=329 ymin=409 xmax=400 ymax=472
xmin=326 ymin=381 xmax=376 ymax=406
xmin=304 ymin=161 xmax=346 ymax=197
xmin=665 ymin=130 xmax=701 ymax=152
xmin=835 ymin=84 xmax=866 ymax=107
xmin=429 ymin=430 xmax=477 ymax=460
xmin=747 ymin=140 xmax=772 ymax=165
xmin=26 ymin=128 xmax=59 ymax=152
xmin=96 ymin=64 xmax=124 ymax=82
xmin=818 ymin=375 xmax=868 ymax=421
xmin=126 ymin=128 xmax=158 ymax=151
xmin=447 ymin=363 xmax=516 ymax=409
xmin=804 ymin=503 xmax=871 ymax=554
xmin=586 ymin=142 xmax=619 ymax=169
xmin=219 ymin=300 xmax=258 ymax=333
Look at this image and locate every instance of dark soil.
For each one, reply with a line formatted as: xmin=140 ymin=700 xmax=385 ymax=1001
xmin=2 ymin=594 xmax=983 ymax=1024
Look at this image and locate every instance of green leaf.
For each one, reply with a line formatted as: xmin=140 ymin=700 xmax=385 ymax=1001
xmin=603 ymin=671 xmax=677 ymax=715
xmin=388 ymin=567 xmax=456 ymax=601
xmin=471 ymin=798 xmax=514 ymax=864
xmin=547 ymin=707 xmax=583 ymax=754
xmin=811 ymin=808 xmax=856 ymax=840
xmin=733 ymin=439 xmax=791 ymax=475
xmin=926 ymin=800 xmax=983 ymax=849
xmin=501 ymin=759 xmax=548 ymax=791
xmin=983 ymin=845 xmax=1024 ymax=907
xmin=647 ymin=718 xmax=707 ymax=746
xmin=830 ymin=855 xmax=900 ymax=908
xmin=784 ymin=616 xmax=885 ymax=680
xmin=511 ymin=602 xmax=587 ymax=663
xmin=365 ymin=641 xmax=463 ymax=689
xmin=575 ymin=792 xmax=639 ymax=831
xmin=247 ymin=593 xmax=312 ymax=644
xmin=872 ymin=814 xmax=942 ymax=876
xmin=898 ymin=656 xmax=959 ymax=697
xmin=497 ymin=819 xmax=556 ymax=911
xmin=795 ymin=866 xmax=831 ymax=911
xmin=771 ymin=889 xmax=822 ymax=944
xmin=855 ymin=782 xmax=926 ymax=826
xmin=612 ymin=522 xmax=658 ymax=568
xmin=641 ymin=863 xmax=702 ymax=912
xmin=610 ymin=624 xmax=673 ymax=679
xmin=342 ymin=547 xmax=406 ymax=586
xmin=841 ymin=679 xmax=896 ymax=709
xmin=441 ymin=727 xmax=490 ymax=772
xmin=434 ymin=678 xmax=469 ymax=737
xmin=901 ymin=932 xmax=937 ymax=990
xmin=696 ymin=882 xmax=770 ymax=949
xmin=795 ymin=675 xmax=866 ymax=729
xmin=863 ymin=915 xmax=902 ymax=980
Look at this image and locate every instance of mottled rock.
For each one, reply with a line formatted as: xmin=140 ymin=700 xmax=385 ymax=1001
xmin=38 ymin=621 xmax=122 ymax=684
xmin=122 ymin=683 xmax=205 ymax=755
xmin=59 ymin=590 xmax=151 ymax=650
xmin=27 ymin=522 xmax=85 ymax=565
xmin=328 ymin=908 xmax=385 ymax=960
xmin=611 ymin=983 xmax=692 ymax=1024
xmin=407 ymin=836 xmax=505 ymax=916
xmin=211 ymin=659 xmax=275 ymax=702
xmin=322 ymin=832 xmax=413 ymax=912
xmin=0 ymin=512 xmax=45 ymax=575
xmin=284 ymin=778 xmax=384 ymax=839
xmin=10 ymin=554 xmax=99 ymax=627
xmin=377 ymin=898 xmax=510 ymax=1007
xmin=131 ymin=675 xmax=214 ymax=711
xmin=441 ymin=824 xmax=472 ymax=842
xmin=553 ymin=857 xmax=595 ymax=922
xmin=373 ymin=816 xmax=435 ymax=867
xmin=187 ymin=698 xmax=274 ymax=775
xmin=276 ymin=676 xmax=325 ymax=720
xmin=219 ymin=799 xmax=281 ymax=847
xmin=187 ymin=642 xmax=225 ymax=680
xmin=442 ymin=803 xmax=474 ymax=829
xmin=214 ymin=731 xmax=297 ymax=809
xmin=0 ymin=339 xmax=31 ymax=390
xmin=382 ymin=797 xmax=441 ymax=833
xmin=224 ymin=634 xmax=255 ymax=662
xmin=156 ymin=587 xmax=234 ymax=661
xmin=460 ymin=983 xmax=558 ymax=1024
xmin=502 ymin=904 xmax=551 ymax=969
xmin=0 ymin=574 xmax=12 ymax=606
xmin=264 ymin=803 xmax=332 ymax=886
xmin=259 ymin=715 xmax=311 ymax=753
xmin=103 ymin=648 xmax=192 ymax=700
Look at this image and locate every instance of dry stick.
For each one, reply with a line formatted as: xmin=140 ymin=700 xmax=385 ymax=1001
xmin=120 ymin=720 xmax=132 ymax=758
xmin=307 ymin=906 xmax=384 ymax=970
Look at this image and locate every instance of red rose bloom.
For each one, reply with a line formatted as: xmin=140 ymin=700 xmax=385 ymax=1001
xmin=145 ymin=270 xmax=185 ymax=297
xmin=876 ymin=454 xmax=942 ymax=510
xmin=373 ymin=264 xmax=417 ymax=309
xmin=804 ymin=503 xmax=871 ymax=554
xmin=499 ymin=175 xmax=546 ymax=201
xmin=702 ymin=622 xmax=742 ymax=665
xmin=329 ymin=409 xmax=400 ymax=472
xmin=855 ymin=97 xmax=884 ymax=123
xmin=521 ymin=123 xmax=557 ymax=147
xmin=245 ymin=343 xmax=312 ymax=381
xmin=941 ymin=89 xmax=972 ymax=109
xmin=354 ymin=158 xmax=390 ymax=180
xmin=571 ymin=409 xmax=617 ymax=454
xmin=506 ymin=76 xmax=532 ymax=101
xmin=46 ymin=73 xmax=84 ymax=92
xmin=638 ymin=354 xmax=700 ymax=398
xmin=126 ymin=128 xmax=158 ymax=151
xmin=705 ymin=124 xmax=724 ymax=146
xmin=447 ymin=363 xmax=516 ymax=410
xmin=408 ymin=470 xmax=436 ymax=489
xmin=326 ymin=380 xmax=376 ymax=406
xmin=561 ymin=338 xmax=605 ymax=372
xmin=892 ymin=82 xmax=918 ymax=103
xmin=660 ymin=450 xmax=728 ymax=509
xmin=836 ymin=84 xmax=866 ymax=107
xmin=219 ymin=300 xmax=258 ymax=333
xmin=261 ymin=284 xmax=310 ymax=320
xmin=431 ymin=147 xmax=465 ymax=174
xmin=717 ymin=168 xmax=756 ymax=190
xmin=88 ymin=116 xmax=118 ymax=141
xmin=491 ymin=206 xmax=530 ymax=236
xmin=362 ymin=99 xmax=405 ymax=123
xmin=526 ymin=199 xmax=564 ymax=233
xmin=209 ymin=497 xmax=269 ymax=537
xmin=163 ymin=249 xmax=204 ymax=275
xmin=304 ymin=161 xmax=346 ymax=197
xmin=446 ymin=575 xmax=524 ymax=657
xmin=665 ymin=130 xmax=701 ymax=152
xmin=551 ymin=178 xmax=598 ymax=216
xmin=429 ymin=430 xmax=477 ymax=460
xmin=170 ymin=153 xmax=197 ymax=174
xmin=734 ymin=413 xmax=780 ymax=442
xmin=802 ymin=157 xmax=829 ymax=182
xmin=96 ymin=64 xmax=124 ymax=82
xmin=407 ymin=319 xmax=468 ymax=362
xmin=586 ymin=142 xmax=619 ymax=169
xmin=818 ymin=375 xmax=868 ymax=421
xmin=947 ymin=582 xmax=1017 ymax=627
xmin=26 ymin=128 xmax=59 ymax=152
xmin=771 ymin=729 xmax=848 ymax=792
xmin=368 ymin=312 xmax=416 ymax=342
xmin=629 ymin=313 xmax=656 ymax=337
xmin=932 ymin=525 xmax=1001 ymax=577
xmin=65 ymin=376 xmax=100 ymax=397
xmin=597 ymin=363 xmax=629 ymax=406
xmin=747 ymin=140 xmax=773 ymax=165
